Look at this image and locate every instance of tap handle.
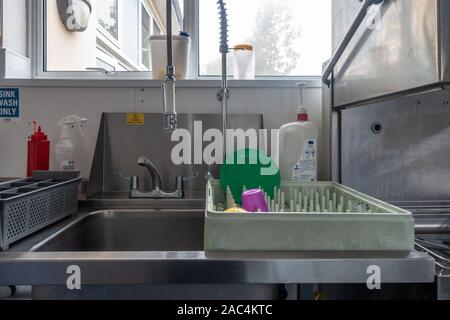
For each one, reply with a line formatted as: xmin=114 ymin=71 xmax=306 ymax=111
xmin=130 ymin=176 xmax=139 ymax=191
xmin=183 ymin=172 xmax=199 ymax=182
xmin=176 ymin=173 xmax=199 ymax=192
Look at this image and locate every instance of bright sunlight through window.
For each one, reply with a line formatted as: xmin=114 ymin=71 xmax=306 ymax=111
xmin=199 ymin=0 xmax=332 ymax=77
xmin=43 ymin=0 xmax=331 ymax=77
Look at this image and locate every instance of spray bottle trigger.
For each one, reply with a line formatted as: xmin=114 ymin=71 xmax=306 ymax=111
xmin=78 ymin=118 xmax=87 ymax=137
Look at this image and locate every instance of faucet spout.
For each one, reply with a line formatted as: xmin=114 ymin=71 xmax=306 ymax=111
xmin=138 ymin=157 xmax=162 ymax=190
xmin=130 ymin=157 xmax=198 ymax=199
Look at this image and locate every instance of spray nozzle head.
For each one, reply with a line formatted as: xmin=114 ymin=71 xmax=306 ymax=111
xmin=296 ymin=82 xmax=306 ymax=106
xmin=27 ymin=121 xmax=48 ymax=141
xmin=32 ymin=121 xmax=37 ymax=133
xmin=29 ymin=120 xmax=45 ymax=136
xmin=163 ymin=78 xmax=177 ymax=132
xmin=295 ymin=83 xmax=309 ymax=121
xmin=57 ymin=115 xmax=88 ymax=136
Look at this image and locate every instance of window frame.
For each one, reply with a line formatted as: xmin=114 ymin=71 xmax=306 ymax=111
xmin=138 ymin=0 xmax=155 ymax=71
xmin=96 ymin=0 xmax=120 ymax=44
xmin=96 ymin=47 xmax=122 ymax=71
xmin=0 ymin=0 xmax=4 ymax=49
xmin=36 ymin=0 xmax=153 ymax=79
xmin=0 ymin=0 xmax=324 ymax=87
xmin=95 ymin=0 xmax=154 ymax=72
xmin=0 ymin=0 xmax=32 ymax=79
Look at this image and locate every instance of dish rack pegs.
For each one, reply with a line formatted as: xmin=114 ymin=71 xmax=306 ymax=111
xmin=223 ymin=184 xmax=382 ymax=214
xmin=226 ymin=186 xmax=237 ymax=209
xmin=267 ymin=185 xmax=379 ymax=214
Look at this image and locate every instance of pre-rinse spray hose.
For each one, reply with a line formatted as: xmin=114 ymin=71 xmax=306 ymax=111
xmin=163 ymin=0 xmax=177 ymax=132
xmin=217 ymin=0 xmax=229 ymax=158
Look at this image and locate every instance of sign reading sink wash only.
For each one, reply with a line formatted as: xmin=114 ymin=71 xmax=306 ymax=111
xmin=0 ymin=88 xmax=20 ymax=122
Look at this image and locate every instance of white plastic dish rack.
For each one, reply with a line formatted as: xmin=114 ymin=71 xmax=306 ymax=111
xmin=204 ymin=180 xmax=415 ymax=251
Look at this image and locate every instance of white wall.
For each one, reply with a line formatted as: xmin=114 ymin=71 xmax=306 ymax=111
xmin=0 ymin=86 xmax=322 ymax=178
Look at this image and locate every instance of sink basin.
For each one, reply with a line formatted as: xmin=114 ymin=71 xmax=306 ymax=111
xmin=27 ymin=209 xmax=283 ymax=300
xmin=32 ymin=210 xmax=205 ymax=252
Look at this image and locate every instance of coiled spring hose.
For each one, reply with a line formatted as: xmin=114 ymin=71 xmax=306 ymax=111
xmin=217 ymin=0 xmax=229 ymax=157
xmin=217 ymin=0 xmax=229 ymax=54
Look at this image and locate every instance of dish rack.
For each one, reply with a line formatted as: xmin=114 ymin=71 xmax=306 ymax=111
xmin=0 ymin=171 xmax=81 ymax=250
xmin=205 ymin=180 xmax=415 ymax=251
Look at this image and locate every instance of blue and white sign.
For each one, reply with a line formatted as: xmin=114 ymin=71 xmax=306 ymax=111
xmin=0 ymin=88 xmax=20 ymax=121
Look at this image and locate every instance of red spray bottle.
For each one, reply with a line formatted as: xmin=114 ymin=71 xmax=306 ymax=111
xmin=27 ymin=121 xmax=50 ymax=177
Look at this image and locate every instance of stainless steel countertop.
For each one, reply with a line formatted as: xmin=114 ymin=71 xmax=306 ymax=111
xmin=0 ymin=249 xmax=434 ymax=286
xmin=0 ymin=195 xmax=437 ymax=286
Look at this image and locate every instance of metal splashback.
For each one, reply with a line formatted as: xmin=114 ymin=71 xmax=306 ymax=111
xmin=332 ymin=0 xmax=450 ymax=107
xmin=87 ymin=113 xmax=264 ymax=197
xmin=340 ymin=90 xmax=450 ymax=203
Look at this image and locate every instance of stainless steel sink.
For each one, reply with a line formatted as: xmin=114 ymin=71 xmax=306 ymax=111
xmin=0 ymin=208 xmax=436 ymax=300
xmin=32 ymin=210 xmax=205 ymax=252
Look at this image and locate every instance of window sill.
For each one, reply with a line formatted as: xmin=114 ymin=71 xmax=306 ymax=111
xmin=0 ymin=77 xmax=322 ymax=88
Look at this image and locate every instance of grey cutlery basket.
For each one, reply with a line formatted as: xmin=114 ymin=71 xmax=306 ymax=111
xmin=0 ymin=171 xmax=81 ymax=250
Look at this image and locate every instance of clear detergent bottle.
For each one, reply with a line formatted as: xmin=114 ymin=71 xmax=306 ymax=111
xmin=54 ymin=115 xmax=87 ymax=171
xmin=278 ymin=83 xmax=319 ymax=181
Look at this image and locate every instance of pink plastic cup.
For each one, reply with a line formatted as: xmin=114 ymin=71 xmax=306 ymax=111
xmin=242 ymin=189 xmax=269 ymax=213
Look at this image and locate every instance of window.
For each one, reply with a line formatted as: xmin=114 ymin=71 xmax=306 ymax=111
xmin=44 ymin=0 xmax=183 ymax=72
xmin=1 ymin=0 xmax=332 ymax=80
xmin=153 ymin=20 xmax=161 ymax=35
xmin=199 ymin=0 xmax=332 ymax=77
xmin=141 ymin=4 xmax=152 ymax=69
xmin=0 ymin=0 xmax=31 ymax=79
xmin=1 ymin=0 xmax=29 ymax=58
xmin=97 ymin=0 xmax=119 ymax=40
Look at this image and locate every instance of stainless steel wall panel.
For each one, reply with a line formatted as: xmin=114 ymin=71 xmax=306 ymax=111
xmin=88 ymin=113 xmax=263 ymax=195
xmin=340 ymin=90 xmax=450 ymax=202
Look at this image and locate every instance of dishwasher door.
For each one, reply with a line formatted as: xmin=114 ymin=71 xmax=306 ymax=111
xmin=332 ymin=0 xmax=449 ymax=107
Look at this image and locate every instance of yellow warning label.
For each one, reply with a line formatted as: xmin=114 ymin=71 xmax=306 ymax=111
xmin=127 ymin=113 xmax=145 ymax=125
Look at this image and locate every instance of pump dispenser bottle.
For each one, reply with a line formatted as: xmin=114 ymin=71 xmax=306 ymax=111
xmin=277 ymin=83 xmax=319 ymax=181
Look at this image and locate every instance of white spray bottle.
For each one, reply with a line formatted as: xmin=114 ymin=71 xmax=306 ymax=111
xmin=277 ymin=83 xmax=319 ymax=181
xmin=54 ymin=115 xmax=87 ymax=171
